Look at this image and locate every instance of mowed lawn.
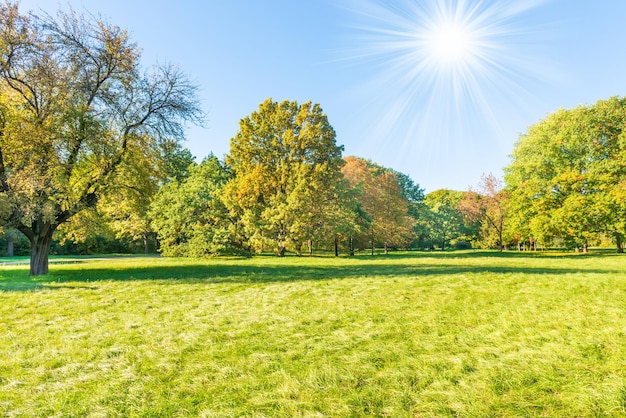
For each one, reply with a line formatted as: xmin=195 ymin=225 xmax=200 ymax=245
xmin=1 ymin=252 xmax=626 ymax=417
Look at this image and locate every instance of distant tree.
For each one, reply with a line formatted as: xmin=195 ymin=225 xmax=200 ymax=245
xmin=342 ymin=156 xmax=414 ymax=254
xmin=223 ymin=99 xmax=345 ymax=256
xmin=149 ymin=155 xmax=232 ymax=257
xmin=422 ymin=189 xmax=466 ymax=250
xmin=460 ymin=174 xmax=509 ymax=251
xmin=99 ymin=142 xmax=195 ymax=253
xmin=0 ymin=3 xmax=203 ymax=274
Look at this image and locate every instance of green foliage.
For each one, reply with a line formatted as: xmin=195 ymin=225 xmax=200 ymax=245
xmin=506 ymin=96 xmax=626 ymax=251
xmin=223 ymin=99 xmax=346 ymax=255
xmin=421 ymin=189 xmax=469 ymax=249
xmin=149 ymin=155 xmax=234 ymax=257
xmin=0 ymin=3 xmax=203 ymax=274
xmin=2 ymin=252 xmax=626 ymax=416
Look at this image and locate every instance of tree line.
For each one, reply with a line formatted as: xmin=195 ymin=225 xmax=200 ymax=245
xmin=144 ymin=94 xmax=626 ymax=257
xmin=39 ymin=98 xmax=507 ymax=259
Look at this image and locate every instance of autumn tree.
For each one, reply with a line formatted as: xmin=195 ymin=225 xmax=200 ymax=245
xmin=222 ymin=99 xmax=345 ymax=256
xmin=341 ymin=156 xmax=415 ymax=254
xmin=0 ymin=3 xmax=202 ymax=274
xmin=460 ymin=174 xmax=509 ymax=251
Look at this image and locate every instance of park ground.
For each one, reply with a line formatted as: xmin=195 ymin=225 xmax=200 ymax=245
xmin=1 ymin=251 xmax=626 ymax=416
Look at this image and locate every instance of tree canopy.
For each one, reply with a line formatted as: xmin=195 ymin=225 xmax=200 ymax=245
xmin=505 ymin=96 xmax=626 ymax=252
xmin=223 ymin=98 xmax=345 ymax=256
xmin=0 ymin=2 xmax=203 ymax=274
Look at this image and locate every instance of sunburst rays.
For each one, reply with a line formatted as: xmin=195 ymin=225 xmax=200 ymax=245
xmin=340 ymin=0 xmax=555 ymax=178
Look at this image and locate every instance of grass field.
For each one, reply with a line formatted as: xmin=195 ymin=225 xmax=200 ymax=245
xmin=1 ymin=251 xmax=626 ymax=417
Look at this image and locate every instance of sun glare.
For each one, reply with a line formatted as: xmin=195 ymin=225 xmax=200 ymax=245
xmin=343 ymin=0 xmax=552 ymax=169
xmin=428 ymin=22 xmax=474 ymax=65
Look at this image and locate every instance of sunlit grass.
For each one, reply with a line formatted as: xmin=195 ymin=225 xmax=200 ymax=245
xmin=1 ymin=251 xmax=626 ymax=416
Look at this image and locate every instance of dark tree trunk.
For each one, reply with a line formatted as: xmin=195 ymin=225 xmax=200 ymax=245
xmin=7 ymin=234 xmax=13 ymax=257
xmin=615 ymin=233 xmax=624 ymax=253
xmin=349 ymin=235 xmax=354 ymax=256
xmin=25 ymin=223 xmax=56 ymax=276
xmin=309 ymin=239 xmax=313 ymax=256
xmin=334 ymin=236 xmax=339 ymax=257
xmin=277 ymin=244 xmax=286 ymax=257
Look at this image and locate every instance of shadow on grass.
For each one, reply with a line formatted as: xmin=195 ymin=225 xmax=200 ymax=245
xmin=0 ymin=251 xmax=619 ymax=292
xmin=354 ymin=249 xmax=622 ymax=260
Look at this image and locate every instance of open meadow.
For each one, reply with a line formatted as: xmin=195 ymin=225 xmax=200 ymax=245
xmin=1 ymin=251 xmax=626 ymax=417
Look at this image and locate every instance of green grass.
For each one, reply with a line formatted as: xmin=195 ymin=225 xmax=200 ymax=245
xmin=1 ymin=251 xmax=626 ymax=417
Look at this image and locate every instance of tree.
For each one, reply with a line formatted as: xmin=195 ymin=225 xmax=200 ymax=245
xmin=505 ymin=97 xmax=626 ymax=252
xmin=460 ymin=174 xmax=509 ymax=251
xmin=223 ymin=98 xmax=345 ymax=256
xmin=99 ymin=141 xmax=195 ymax=253
xmin=422 ymin=189 xmax=467 ymax=250
xmin=341 ymin=156 xmax=414 ymax=254
xmin=149 ymin=155 xmax=233 ymax=257
xmin=0 ymin=3 xmax=203 ymax=274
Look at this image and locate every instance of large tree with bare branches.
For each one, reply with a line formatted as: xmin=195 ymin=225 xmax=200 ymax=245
xmin=0 ymin=2 xmax=203 ymax=275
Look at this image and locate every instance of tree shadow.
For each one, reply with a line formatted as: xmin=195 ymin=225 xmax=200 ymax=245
xmin=0 ymin=251 xmax=618 ymax=293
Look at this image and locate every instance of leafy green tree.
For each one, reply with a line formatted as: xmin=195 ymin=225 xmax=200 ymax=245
xmin=223 ymin=98 xmax=345 ymax=256
xmin=98 ymin=142 xmax=195 ymax=253
xmin=149 ymin=155 xmax=232 ymax=257
xmin=0 ymin=3 xmax=202 ymax=274
xmin=422 ymin=189 xmax=466 ymax=250
xmin=505 ymin=97 xmax=626 ymax=252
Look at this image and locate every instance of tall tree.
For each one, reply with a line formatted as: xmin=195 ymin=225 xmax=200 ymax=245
xmin=0 ymin=3 xmax=202 ymax=274
xmin=223 ymin=98 xmax=345 ymax=256
xmin=505 ymin=97 xmax=626 ymax=252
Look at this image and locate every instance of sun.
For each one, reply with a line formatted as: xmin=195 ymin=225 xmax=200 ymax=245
xmin=341 ymin=0 xmax=552 ymax=164
xmin=427 ymin=21 xmax=475 ymax=66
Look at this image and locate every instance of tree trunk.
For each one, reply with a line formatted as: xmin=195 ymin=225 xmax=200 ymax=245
xmin=615 ymin=233 xmax=624 ymax=253
xmin=7 ymin=234 xmax=13 ymax=257
xmin=27 ymin=224 xmax=56 ymax=276
xmin=277 ymin=243 xmax=286 ymax=257
xmin=349 ymin=235 xmax=354 ymax=256
xmin=334 ymin=236 xmax=339 ymax=257
xmin=582 ymin=243 xmax=588 ymax=254
xmin=309 ymin=239 xmax=313 ymax=256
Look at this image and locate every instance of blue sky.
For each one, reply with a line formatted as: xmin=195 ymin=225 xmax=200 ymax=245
xmin=19 ymin=0 xmax=626 ymax=192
